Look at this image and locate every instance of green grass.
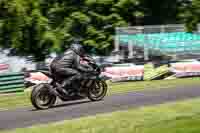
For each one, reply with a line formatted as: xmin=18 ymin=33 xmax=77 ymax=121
xmin=108 ymin=77 xmax=200 ymax=94
xmin=0 ymin=93 xmax=30 ymax=110
xmin=2 ymin=96 xmax=200 ymax=133
xmin=1 ymin=77 xmax=200 ymax=110
xmin=140 ymin=116 xmax=200 ymax=133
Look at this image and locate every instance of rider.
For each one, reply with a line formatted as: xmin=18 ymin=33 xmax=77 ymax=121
xmin=50 ymin=43 xmax=94 ymax=94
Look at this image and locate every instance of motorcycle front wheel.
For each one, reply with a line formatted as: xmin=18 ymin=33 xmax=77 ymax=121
xmin=31 ymin=83 xmax=57 ymax=110
xmin=87 ymin=80 xmax=108 ymax=101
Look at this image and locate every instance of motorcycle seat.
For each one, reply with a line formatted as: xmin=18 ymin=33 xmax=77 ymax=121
xmin=38 ymin=70 xmax=52 ymax=78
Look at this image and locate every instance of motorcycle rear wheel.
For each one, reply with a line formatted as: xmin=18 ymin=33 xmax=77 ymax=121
xmin=87 ymin=80 xmax=107 ymax=101
xmin=31 ymin=83 xmax=57 ymax=110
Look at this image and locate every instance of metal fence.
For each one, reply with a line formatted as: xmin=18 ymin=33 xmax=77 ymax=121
xmin=115 ymin=24 xmax=200 ymax=61
xmin=0 ymin=72 xmax=25 ymax=93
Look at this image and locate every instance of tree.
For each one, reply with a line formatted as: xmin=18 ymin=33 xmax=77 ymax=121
xmin=0 ymin=0 xmax=65 ymax=61
xmin=179 ymin=0 xmax=200 ymax=32
xmin=0 ymin=0 xmax=193 ymax=61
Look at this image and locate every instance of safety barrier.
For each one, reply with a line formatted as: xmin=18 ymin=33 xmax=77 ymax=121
xmin=119 ymin=32 xmax=200 ymax=53
xmin=144 ymin=64 xmax=172 ymax=80
xmin=0 ymin=72 xmax=25 ymax=93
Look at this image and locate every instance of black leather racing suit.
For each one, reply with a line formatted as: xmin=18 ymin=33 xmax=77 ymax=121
xmin=50 ymin=49 xmax=93 ymax=90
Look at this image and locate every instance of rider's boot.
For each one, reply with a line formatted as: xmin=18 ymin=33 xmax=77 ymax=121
xmin=56 ymin=82 xmax=69 ymax=96
xmin=61 ymin=80 xmax=75 ymax=96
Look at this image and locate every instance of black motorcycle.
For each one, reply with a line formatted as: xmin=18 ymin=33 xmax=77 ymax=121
xmin=30 ymin=55 xmax=108 ymax=110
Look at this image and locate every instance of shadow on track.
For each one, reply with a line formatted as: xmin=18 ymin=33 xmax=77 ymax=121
xmin=30 ymin=100 xmax=93 ymax=112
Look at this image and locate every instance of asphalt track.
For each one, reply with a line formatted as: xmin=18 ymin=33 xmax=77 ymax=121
xmin=1 ymin=85 xmax=200 ymax=131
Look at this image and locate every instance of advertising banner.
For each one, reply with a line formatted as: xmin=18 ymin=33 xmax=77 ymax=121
xmin=143 ymin=61 xmax=200 ymax=80
xmin=0 ymin=64 xmax=10 ymax=73
xmin=170 ymin=62 xmax=200 ymax=77
xmin=102 ymin=65 xmax=144 ymax=82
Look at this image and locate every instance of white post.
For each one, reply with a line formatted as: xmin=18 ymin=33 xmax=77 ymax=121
xmin=115 ymin=34 xmax=120 ymax=52
xmin=128 ymin=40 xmax=133 ymax=58
xmin=161 ymin=25 xmax=165 ymax=33
xmin=114 ymin=33 xmax=120 ymax=61
xmin=198 ymin=24 xmax=200 ymax=33
xmin=144 ymin=35 xmax=149 ymax=61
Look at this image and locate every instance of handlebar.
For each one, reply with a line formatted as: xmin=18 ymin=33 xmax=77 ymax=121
xmin=82 ymin=55 xmax=96 ymax=64
xmin=81 ymin=55 xmax=102 ymax=73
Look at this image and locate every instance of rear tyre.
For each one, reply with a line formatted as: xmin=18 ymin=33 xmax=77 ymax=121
xmin=31 ymin=83 xmax=56 ymax=110
xmin=87 ymin=80 xmax=107 ymax=101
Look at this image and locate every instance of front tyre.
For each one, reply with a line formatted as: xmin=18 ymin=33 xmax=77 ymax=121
xmin=31 ymin=83 xmax=56 ymax=110
xmin=88 ymin=80 xmax=107 ymax=101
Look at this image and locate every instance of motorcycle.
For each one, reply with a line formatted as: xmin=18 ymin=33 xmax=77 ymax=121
xmin=30 ymin=55 xmax=109 ymax=110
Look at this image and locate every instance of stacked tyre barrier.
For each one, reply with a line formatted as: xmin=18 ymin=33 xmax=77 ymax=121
xmin=0 ymin=72 xmax=25 ymax=93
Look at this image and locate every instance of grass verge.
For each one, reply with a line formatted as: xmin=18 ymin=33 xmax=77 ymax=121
xmin=1 ymin=77 xmax=200 ymax=110
xmin=2 ymin=97 xmax=200 ymax=133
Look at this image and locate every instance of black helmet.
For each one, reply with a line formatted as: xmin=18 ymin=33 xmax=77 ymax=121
xmin=70 ymin=43 xmax=85 ymax=56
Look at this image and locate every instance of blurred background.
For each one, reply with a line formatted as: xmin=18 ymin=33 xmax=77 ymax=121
xmin=0 ymin=0 xmax=200 ymax=73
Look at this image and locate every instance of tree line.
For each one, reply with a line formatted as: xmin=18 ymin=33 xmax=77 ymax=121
xmin=0 ymin=0 xmax=199 ymax=61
